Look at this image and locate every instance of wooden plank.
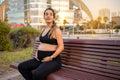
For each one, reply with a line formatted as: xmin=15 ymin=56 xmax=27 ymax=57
xmin=66 ymin=62 xmax=120 ymax=75
xmin=63 ymin=39 xmax=120 ymax=45
xmin=63 ymin=64 xmax=120 ymax=79
xmin=61 ymin=57 xmax=120 ymax=71
xmin=64 ymin=44 xmax=120 ymax=50
xmin=64 ymin=49 xmax=120 ymax=57
xmin=62 ymin=52 xmax=120 ymax=62
xmin=61 ymin=56 xmax=120 ymax=67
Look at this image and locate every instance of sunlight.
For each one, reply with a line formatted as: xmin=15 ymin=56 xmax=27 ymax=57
xmin=58 ymin=11 xmax=67 ymax=24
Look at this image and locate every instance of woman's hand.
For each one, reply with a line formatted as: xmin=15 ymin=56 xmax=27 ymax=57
xmin=42 ymin=56 xmax=52 ymax=62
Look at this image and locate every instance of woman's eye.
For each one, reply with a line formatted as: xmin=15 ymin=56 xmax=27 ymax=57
xmin=45 ymin=13 xmax=48 ymax=16
xmin=45 ymin=12 xmax=53 ymax=16
xmin=50 ymin=13 xmax=53 ymax=16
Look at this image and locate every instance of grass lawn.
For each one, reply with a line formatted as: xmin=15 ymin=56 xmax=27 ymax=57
xmin=0 ymin=47 xmax=33 ymax=74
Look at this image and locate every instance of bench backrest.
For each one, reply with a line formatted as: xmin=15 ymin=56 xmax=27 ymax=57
xmin=33 ymin=38 xmax=120 ymax=79
xmin=62 ymin=39 xmax=120 ymax=79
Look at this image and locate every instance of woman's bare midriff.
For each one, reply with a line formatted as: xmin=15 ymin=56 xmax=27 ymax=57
xmin=37 ymin=42 xmax=57 ymax=51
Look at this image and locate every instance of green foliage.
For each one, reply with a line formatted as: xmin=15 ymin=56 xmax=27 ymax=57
xmin=114 ymin=25 xmax=120 ymax=29
xmin=0 ymin=47 xmax=33 ymax=72
xmin=115 ymin=29 xmax=119 ymax=33
xmin=9 ymin=27 xmax=40 ymax=48
xmin=0 ymin=36 xmax=13 ymax=51
xmin=0 ymin=21 xmax=10 ymax=34
xmin=0 ymin=21 xmax=13 ymax=51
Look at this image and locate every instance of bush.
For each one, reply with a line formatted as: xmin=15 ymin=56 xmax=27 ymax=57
xmin=113 ymin=25 xmax=120 ymax=29
xmin=0 ymin=21 xmax=10 ymax=34
xmin=115 ymin=29 xmax=119 ymax=34
xmin=9 ymin=27 xmax=40 ymax=48
xmin=0 ymin=21 xmax=13 ymax=51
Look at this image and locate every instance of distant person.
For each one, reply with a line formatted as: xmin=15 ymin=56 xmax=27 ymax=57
xmin=18 ymin=8 xmax=64 ymax=80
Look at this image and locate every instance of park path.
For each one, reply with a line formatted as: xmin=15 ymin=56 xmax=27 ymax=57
xmin=0 ymin=70 xmax=24 ymax=80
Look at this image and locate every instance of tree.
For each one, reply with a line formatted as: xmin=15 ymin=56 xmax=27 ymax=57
xmin=97 ymin=16 xmax=102 ymax=29
xmin=109 ymin=20 xmax=116 ymax=34
xmin=103 ymin=16 xmax=109 ymax=31
xmin=115 ymin=29 xmax=119 ymax=34
xmin=0 ymin=21 xmax=12 ymax=51
xmin=63 ymin=19 xmax=68 ymax=32
xmin=4 ymin=17 xmax=9 ymax=24
xmin=114 ymin=25 xmax=120 ymax=29
xmin=82 ymin=22 xmax=87 ymax=33
xmin=89 ymin=20 xmax=96 ymax=34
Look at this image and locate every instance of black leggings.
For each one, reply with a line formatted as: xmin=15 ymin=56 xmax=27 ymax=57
xmin=18 ymin=50 xmax=61 ymax=80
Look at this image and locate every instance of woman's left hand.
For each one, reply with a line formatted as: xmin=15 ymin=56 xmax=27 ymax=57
xmin=42 ymin=56 xmax=52 ymax=62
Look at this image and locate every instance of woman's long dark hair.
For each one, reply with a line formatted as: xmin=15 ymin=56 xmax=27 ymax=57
xmin=44 ymin=8 xmax=57 ymax=38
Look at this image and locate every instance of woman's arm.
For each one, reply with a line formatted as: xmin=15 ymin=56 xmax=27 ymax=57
xmin=50 ymin=28 xmax=64 ymax=58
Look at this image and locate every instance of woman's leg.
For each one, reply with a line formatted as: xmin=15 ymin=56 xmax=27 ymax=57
xmin=32 ymin=60 xmax=61 ymax=80
xmin=18 ymin=58 xmax=42 ymax=80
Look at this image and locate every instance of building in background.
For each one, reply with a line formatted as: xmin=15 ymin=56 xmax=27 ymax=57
xmin=26 ymin=0 xmax=74 ymax=29
xmin=27 ymin=0 xmax=48 ymax=28
xmin=112 ymin=16 xmax=120 ymax=28
xmin=99 ymin=8 xmax=110 ymax=22
xmin=74 ymin=8 xmax=82 ymax=24
xmin=0 ymin=0 xmax=8 ymax=21
xmin=0 ymin=0 xmax=4 ymax=4
xmin=111 ymin=11 xmax=120 ymax=28
xmin=51 ymin=0 xmax=74 ymax=26
xmin=111 ymin=11 xmax=120 ymax=17
xmin=7 ymin=0 xmax=24 ymax=26
xmin=111 ymin=12 xmax=117 ymax=17
xmin=7 ymin=0 xmax=92 ymax=29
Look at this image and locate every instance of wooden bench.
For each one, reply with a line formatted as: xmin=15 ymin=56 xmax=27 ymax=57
xmin=10 ymin=38 xmax=120 ymax=80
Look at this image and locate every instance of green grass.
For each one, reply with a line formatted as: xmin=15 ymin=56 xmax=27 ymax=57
xmin=0 ymin=47 xmax=33 ymax=74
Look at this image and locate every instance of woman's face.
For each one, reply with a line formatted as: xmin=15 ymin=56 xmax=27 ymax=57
xmin=44 ymin=10 xmax=54 ymax=24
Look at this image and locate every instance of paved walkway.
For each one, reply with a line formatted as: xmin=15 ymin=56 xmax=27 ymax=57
xmin=0 ymin=70 xmax=24 ymax=80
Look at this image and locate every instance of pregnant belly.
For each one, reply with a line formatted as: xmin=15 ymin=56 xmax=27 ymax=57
xmin=38 ymin=42 xmax=57 ymax=51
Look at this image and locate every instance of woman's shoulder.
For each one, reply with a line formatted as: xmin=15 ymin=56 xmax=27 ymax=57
xmin=55 ymin=26 xmax=61 ymax=31
xmin=54 ymin=26 xmax=62 ymax=34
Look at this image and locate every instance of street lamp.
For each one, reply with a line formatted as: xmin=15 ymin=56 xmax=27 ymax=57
xmin=25 ymin=18 xmax=31 ymax=27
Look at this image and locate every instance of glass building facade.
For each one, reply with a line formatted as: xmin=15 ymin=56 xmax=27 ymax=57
xmin=27 ymin=0 xmax=48 ymax=28
xmin=0 ymin=0 xmax=4 ymax=4
xmin=7 ymin=0 xmax=24 ymax=24
xmin=7 ymin=0 xmax=75 ymax=28
xmin=25 ymin=0 xmax=74 ymax=28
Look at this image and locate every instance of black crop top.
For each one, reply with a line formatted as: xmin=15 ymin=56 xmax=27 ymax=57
xmin=39 ymin=29 xmax=58 ymax=45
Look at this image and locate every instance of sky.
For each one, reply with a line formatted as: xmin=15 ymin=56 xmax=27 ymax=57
xmin=82 ymin=0 xmax=120 ymax=19
xmin=0 ymin=0 xmax=3 ymax=4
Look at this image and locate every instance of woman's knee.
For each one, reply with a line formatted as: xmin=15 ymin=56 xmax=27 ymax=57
xmin=18 ymin=63 xmax=22 ymax=70
xmin=18 ymin=62 xmax=26 ymax=71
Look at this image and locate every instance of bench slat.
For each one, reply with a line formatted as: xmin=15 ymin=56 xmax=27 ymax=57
xmin=65 ymin=44 xmax=120 ymax=50
xmin=65 ymin=46 xmax=120 ymax=54
xmin=63 ymin=64 xmax=120 ymax=79
xmin=62 ymin=52 xmax=120 ymax=62
xmin=64 ymin=39 xmax=120 ymax=45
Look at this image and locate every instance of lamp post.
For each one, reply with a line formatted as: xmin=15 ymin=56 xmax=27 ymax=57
xmin=25 ymin=18 xmax=31 ymax=27
xmin=25 ymin=5 xmax=31 ymax=27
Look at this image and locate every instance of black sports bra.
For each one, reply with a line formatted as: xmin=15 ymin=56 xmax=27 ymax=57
xmin=39 ymin=29 xmax=58 ymax=45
